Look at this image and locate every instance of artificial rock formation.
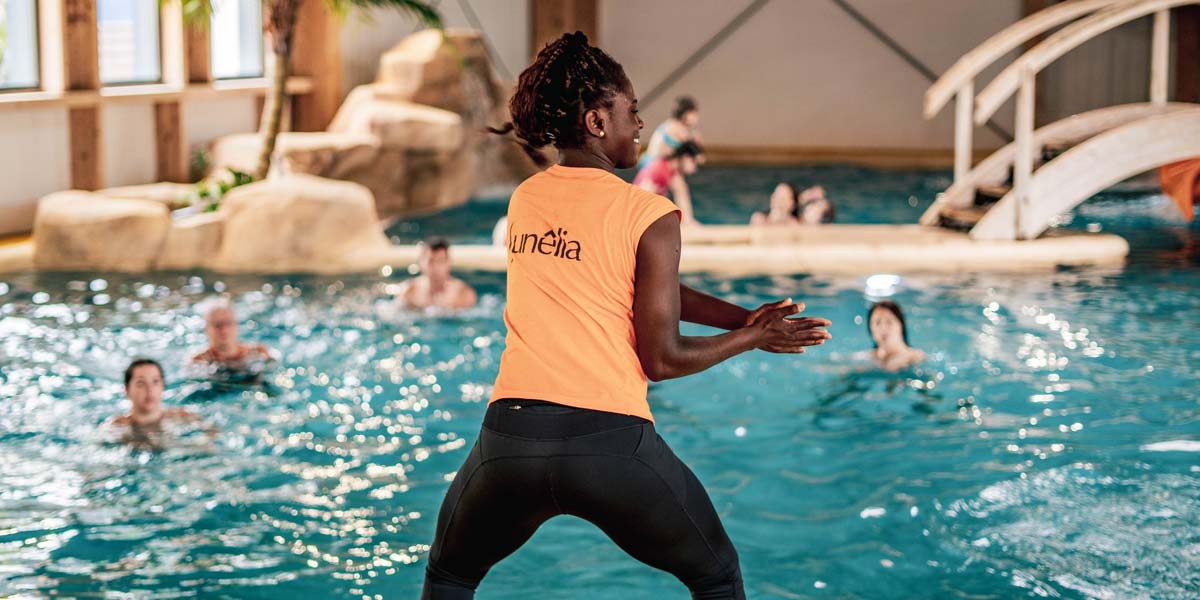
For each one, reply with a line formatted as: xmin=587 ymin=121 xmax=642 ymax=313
xmin=33 ymin=192 xmax=171 ymax=272
xmin=208 ymin=174 xmax=392 ymax=273
xmin=209 ymin=28 xmax=537 ymax=218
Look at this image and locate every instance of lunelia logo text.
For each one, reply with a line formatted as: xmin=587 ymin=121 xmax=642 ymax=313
xmin=509 ymin=227 xmax=582 ymax=261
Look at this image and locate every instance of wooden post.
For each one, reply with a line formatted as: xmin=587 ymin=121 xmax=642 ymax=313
xmin=953 ymin=82 xmax=973 ymax=183
xmin=290 ymin=0 xmax=342 ymax=132
xmin=1013 ymin=69 xmax=1037 ymax=241
xmin=68 ymin=106 xmax=103 ymax=190
xmin=186 ymin=25 xmax=213 ymax=84
xmin=1175 ymin=6 xmax=1200 ymax=103
xmin=154 ymin=102 xmax=188 ymax=182
xmin=1151 ymin=9 xmax=1171 ymax=105
xmin=60 ymin=0 xmax=102 ymax=190
xmin=531 ymin=0 xmax=597 ymax=57
xmin=156 ymin=1 xmax=190 ymax=182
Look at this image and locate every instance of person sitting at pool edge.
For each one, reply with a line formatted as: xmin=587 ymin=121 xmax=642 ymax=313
xmin=192 ymin=301 xmax=275 ymax=369
xmin=868 ymin=301 xmax=925 ymax=371
xmin=798 ymin=185 xmax=836 ymax=224
xmin=395 ymin=237 xmax=478 ymax=310
xmin=114 ymin=359 xmax=199 ymax=428
xmin=634 ymin=140 xmax=703 ymax=226
xmin=751 ymin=183 xmax=801 ymax=225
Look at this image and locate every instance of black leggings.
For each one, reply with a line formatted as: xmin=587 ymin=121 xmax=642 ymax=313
xmin=422 ymin=399 xmax=744 ymax=599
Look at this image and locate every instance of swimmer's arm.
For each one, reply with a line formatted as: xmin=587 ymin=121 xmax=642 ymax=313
xmin=635 ymin=215 xmax=819 ymax=380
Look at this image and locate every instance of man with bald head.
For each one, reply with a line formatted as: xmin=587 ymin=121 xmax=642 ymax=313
xmin=192 ymin=301 xmax=275 ymax=372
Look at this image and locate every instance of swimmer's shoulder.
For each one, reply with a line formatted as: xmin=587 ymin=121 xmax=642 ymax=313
xmin=450 ymin=278 xmax=478 ymax=308
xmin=112 ymin=414 xmax=133 ymax=426
xmin=165 ymin=407 xmax=200 ymax=421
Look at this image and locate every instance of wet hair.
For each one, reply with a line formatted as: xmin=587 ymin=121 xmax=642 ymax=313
xmin=423 ymin=237 xmax=451 ymax=253
xmin=867 ymin=301 xmax=909 ymax=347
xmin=799 ymin=196 xmax=837 ymax=224
xmin=668 ymin=140 xmax=703 ymax=160
xmin=124 ymin=358 xmax=164 ymax=388
xmin=488 ymin=31 xmax=632 ymax=167
xmin=671 ymin=96 xmax=698 ymax=120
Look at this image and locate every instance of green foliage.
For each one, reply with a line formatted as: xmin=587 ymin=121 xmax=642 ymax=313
xmin=187 ymin=168 xmax=255 ymax=212
xmin=169 ymin=0 xmax=442 ymax=30
xmin=327 ymin=0 xmax=443 ymax=29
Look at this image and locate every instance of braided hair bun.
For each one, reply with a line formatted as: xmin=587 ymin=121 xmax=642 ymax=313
xmin=490 ymin=32 xmax=632 ymax=166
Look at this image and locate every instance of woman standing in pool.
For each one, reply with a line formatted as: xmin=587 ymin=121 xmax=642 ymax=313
xmin=423 ymin=32 xmax=832 ymax=599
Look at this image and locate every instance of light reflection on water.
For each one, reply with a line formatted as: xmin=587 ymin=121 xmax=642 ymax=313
xmin=1 ymin=169 xmax=1199 ymax=598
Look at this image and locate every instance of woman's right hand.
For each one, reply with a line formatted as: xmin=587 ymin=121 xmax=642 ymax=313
xmin=746 ymin=301 xmax=832 ymax=353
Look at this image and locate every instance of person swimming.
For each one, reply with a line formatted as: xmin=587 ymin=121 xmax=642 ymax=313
xmin=638 ymin=95 xmax=704 ymax=170
xmin=424 ymin=31 xmax=831 ymax=600
xmin=394 ymin=237 xmax=478 ymax=310
xmin=113 ymin=359 xmax=200 ymax=428
xmin=192 ymin=301 xmax=276 ymax=376
xmin=634 ymin=140 xmax=703 ymax=225
xmin=867 ymin=301 xmax=925 ymax=371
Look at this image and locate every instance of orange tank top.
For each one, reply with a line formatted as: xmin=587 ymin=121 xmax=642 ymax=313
xmin=490 ymin=165 xmax=680 ymax=422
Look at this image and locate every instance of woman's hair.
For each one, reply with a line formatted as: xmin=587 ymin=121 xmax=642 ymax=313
xmin=867 ymin=301 xmax=909 ymax=347
xmin=124 ymin=358 xmax=164 ymax=388
xmin=671 ymin=96 xmax=698 ymax=120
xmin=668 ymin=140 xmax=703 ymax=160
xmin=489 ymin=31 xmax=632 ymax=167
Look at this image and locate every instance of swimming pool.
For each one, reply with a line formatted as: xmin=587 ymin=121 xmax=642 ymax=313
xmin=2 ymin=166 xmax=1198 ymax=599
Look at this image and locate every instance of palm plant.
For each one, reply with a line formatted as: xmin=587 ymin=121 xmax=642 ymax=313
xmin=179 ymin=0 xmax=442 ymax=180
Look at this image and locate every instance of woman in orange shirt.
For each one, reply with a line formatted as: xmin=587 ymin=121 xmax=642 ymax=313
xmin=422 ymin=32 xmax=832 ymax=600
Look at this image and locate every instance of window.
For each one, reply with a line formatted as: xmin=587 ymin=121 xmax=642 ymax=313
xmin=0 ymin=0 xmax=40 ymax=90
xmin=98 ymin=0 xmax=161 ymax=84
xmin=211 ymin=0 xmax=263 ymax=79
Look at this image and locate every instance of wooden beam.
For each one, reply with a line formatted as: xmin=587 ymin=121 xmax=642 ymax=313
xmin=289 ymin=0 xmax=342 ymax=132
xmin=530 ymin=0 xmax=597 ymax=57
xmin=187 ymin=24 xmax=213 ymax=84
xmin=68 ymin=106 xmax=103 ymax=190
xmin=1177 ymin=6 xmax=1200 ymax=103
xmin=155 ymin=101 xmax=188 ymax=182
xmin=60 ymin=0 xmax=102 ymax=190
xmin=62 ymin=0 xmax=100 ymax=90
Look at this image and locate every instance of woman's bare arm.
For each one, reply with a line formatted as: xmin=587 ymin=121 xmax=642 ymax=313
xmin=633 ymin=215 xmax=829 ymax=381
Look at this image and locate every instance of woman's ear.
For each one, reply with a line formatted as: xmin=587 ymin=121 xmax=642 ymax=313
xmin=584 ymin=108 xmax=606 ymax=138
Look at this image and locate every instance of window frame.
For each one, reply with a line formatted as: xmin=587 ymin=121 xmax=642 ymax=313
xmin=0 ymin=0 xmax=43 ymax=93
xmin=97 ymin=0 xmax=165 ymax=87
xmin=210 ymin=0 xmax=265 ymax=81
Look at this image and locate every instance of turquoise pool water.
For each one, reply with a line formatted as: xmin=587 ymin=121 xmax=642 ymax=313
xmin=2 ymin=166 xmax=1199 ymax=599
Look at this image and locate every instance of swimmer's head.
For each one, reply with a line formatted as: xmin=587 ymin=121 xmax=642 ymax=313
xmin=204 ymin=301 xmax=240 ymax=353
xmin=669 ymin=141 xmax=703 ymax=176
xmin=799 ymin=187 xmax=835 ymax=224
xmin=868 ymin=301 xmax=909 ymax=349
xmin=492 ymin=31 xmax=639 ymax=168
xmin=771 ymin=183 xmax=799 ymax=215
xmin=672 ymin=96 xmax=700 ymax=128
xmin=419 ymin=237 xmax=452 ymax=282
xmin=124 ymin=358 xmax=164 ymax=413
